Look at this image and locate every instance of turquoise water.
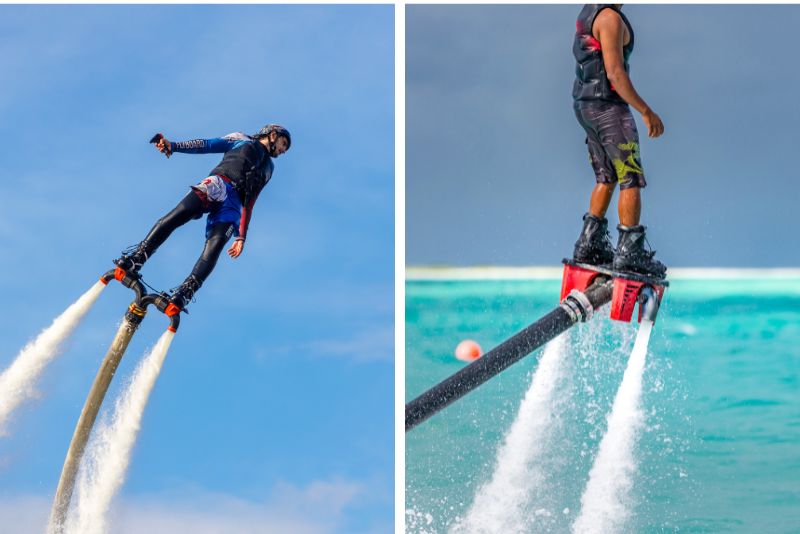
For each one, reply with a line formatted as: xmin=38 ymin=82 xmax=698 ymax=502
xmin=406 ymin=277 xmax=800 ymax=533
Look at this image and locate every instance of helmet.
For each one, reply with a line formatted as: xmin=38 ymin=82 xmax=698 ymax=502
xmin=253 ymin=124 xmax=291 ymax=149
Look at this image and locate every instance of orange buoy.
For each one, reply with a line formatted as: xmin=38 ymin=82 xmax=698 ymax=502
xmin=455 ymin=339 xmax=482 ymax=362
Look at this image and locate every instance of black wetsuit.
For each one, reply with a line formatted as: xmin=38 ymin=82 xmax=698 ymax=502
xmin=139 ymin=134 xmax=274 ymax=284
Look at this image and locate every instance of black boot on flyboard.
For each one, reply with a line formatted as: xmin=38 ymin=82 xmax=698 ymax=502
xmin=563 ymin=219 xmax=668 ymax=323
xmin=113 ymin=241 xmax=151 ymax=278
xmin=168 ymin=274 xmax=201 ymax=313
xmin=572 ymin=213 xmax=614 ymax=266
xmin=612 ymin=224 xmax=667 ymax=279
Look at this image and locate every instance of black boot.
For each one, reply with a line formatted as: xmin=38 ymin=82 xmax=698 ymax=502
xmin=169 ymin=274 xmax=202 ymax=311
xmin=573 ymin=213 xmax=614 ymax=266
xmin=113 ymin=241 xmax=151 ymax=277
xmin=613 ymin=224 xmax=667 ymax=278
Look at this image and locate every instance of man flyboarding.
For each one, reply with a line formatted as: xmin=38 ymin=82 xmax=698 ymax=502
xmin=571 ymin=4 xmax=666 ymax=277
xmin=113 ymin=124 xmax=291 ymax=312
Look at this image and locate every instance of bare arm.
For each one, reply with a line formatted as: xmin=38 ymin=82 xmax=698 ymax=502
xmin=594 ymin=9 xmax=664 ymax=138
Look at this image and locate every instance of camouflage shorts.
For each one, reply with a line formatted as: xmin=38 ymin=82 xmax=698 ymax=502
xmin=574 ymin=102 xmax=646 ymax=189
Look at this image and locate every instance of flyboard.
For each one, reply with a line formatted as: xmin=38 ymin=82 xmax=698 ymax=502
xmin=561 ymin=259 xmax=667 ymax=323
xmin=48 ymin=266 xmax=183 ymax=534
xmin=405 ymin=259 xmax=668 ymax=431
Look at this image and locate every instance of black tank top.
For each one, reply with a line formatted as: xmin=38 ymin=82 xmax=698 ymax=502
xmin=572 ymin=4 xmax=634 ymax=105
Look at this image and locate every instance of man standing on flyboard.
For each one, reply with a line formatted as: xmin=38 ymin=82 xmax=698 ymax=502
xmin=571 ymin=4 xmax=666 ymax=277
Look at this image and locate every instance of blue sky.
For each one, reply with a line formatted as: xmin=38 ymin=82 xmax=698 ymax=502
xmin=0 ymin=5 xmax=393 ymax=533
xmin=407 ymin=5 xmax=800 ymax=267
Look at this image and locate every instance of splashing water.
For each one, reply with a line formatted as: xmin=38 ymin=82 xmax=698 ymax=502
xmin=0 ymin=281 xmax=106 ymax=434
xmin=453 ymin=334 xmax=570 ymax=533
xmin=65 ymin=330 xmax=175 ymax=534
xmin=572 ymin=320 xmax=653 ymax=534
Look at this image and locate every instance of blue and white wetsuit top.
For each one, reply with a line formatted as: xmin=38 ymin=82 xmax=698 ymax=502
xmin=171 ymin=132 xmax=253 ymax=154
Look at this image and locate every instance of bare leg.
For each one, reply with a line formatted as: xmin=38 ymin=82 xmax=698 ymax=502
xmin=574 ymin=182 xmax=616 ymax=264
xmin=613 ymin=186 xmax=665 ymax=276
xmin=618 ymin=187 xmax=641 ymax=227
xmin=589 ymin=182 xmax=616 ymax=218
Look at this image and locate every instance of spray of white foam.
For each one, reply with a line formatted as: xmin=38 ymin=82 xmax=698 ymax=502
xmin=0 ymin=281 xmax=105 ymax=435
xmin=572 ymin=320 xmax=653 ymax=534
xmin=66 ymin=330 xmax=175 ymax=534
xmin=453 ymin=333 xmax=570 ymax=534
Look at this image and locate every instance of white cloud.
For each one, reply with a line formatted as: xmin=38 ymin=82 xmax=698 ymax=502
xmin=0 ymin=477 xmax=370 ymax=534
xmin=0 ymin=495 xmax=49 ymax=533
xmin=256 ymin=325 xmax=394 ymax=364
xmin=305 ymin=327 xmax=394 ymax=363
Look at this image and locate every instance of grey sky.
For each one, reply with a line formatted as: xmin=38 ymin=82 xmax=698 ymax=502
xmin=406 ymin=5 xmax=800 ymax=267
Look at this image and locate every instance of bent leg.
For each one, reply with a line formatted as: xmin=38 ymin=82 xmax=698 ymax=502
xmin=115 ymin=190 xmax=206 ymax=274
xmin=141 ymin=191 xmax=206 ymax=256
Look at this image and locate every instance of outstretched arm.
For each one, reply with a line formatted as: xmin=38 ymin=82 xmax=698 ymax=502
xmin=594 ymin=9 xmax=664 ymax=138
xmin=149 ymin=132 xmax=250 ymax=158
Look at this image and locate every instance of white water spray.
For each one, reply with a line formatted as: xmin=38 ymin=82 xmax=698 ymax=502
xmin=65 ymin=330 xmax=175 ymax=534
xmin=572 ymin=320 xmax=653 ymax=534
xmin=0 ymin=281 xmax=105 ymax=434
xmin=454 ymin=333 xmax=570 ymax=534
